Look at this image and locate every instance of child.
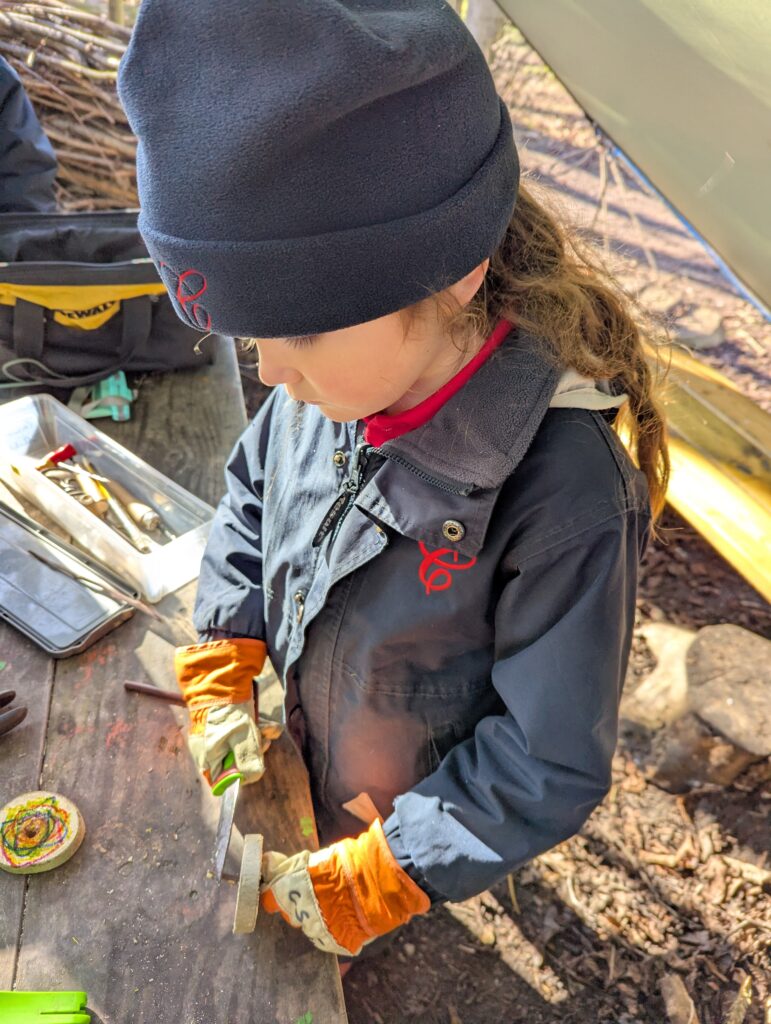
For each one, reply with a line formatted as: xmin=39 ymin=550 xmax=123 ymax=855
xmin=118 ymin=0 xmax=668 ymax=961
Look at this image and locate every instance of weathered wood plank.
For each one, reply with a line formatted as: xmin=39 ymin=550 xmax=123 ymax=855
xmin=0 ymin=625 xmax=53 ymax=987
xmin=14 ymin=599 xmax=346 ymax=1022
xmin=10 ymin=339 xmax=346 ymax=1020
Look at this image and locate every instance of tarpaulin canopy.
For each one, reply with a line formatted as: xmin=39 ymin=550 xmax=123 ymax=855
xmin=497 ymin=0 xmax=771 ymax=311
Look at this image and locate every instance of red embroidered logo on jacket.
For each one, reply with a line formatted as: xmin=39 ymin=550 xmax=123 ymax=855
xmin=159 ymin=262 xmax=212 ymax=331
xmin=418 ymin=540 xmax=477 ymax=595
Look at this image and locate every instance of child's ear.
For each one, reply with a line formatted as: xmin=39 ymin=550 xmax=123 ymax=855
xmin=450 ymin=258 xmax=489 ymax=307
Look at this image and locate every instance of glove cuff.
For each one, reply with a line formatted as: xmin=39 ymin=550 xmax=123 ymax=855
xmin=309 ymin=818 xmax=430 ymax=953
xmin=174 ymin=638 xmax=267 ymax=709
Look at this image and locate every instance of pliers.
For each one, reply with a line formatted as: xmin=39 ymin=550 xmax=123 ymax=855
xmin=0 ymin=690 xmax=27 ymax=739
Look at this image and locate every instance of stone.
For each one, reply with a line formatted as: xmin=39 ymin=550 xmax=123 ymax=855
xmin=649 ymin=713 xmax=759 ymax=793
xmin=638 ymin=281 xmax=679 ymax=316
xmin=686 ymin=624 xmax=771 ymax=757
xmin=621 ymin=623 xmax=697 ymax=729
xmin=627 ymin=623 xmax=771 ymax=793
xmin=674 ymin=306 xmax=725 ymax=350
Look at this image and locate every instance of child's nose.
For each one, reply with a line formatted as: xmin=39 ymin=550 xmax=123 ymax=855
xmin=256 ymin=346 xmax=303 ymax=388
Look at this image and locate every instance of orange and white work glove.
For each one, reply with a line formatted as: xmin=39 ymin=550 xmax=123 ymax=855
xmin=260 ymin=817 xmax=431 ymax=956
xmin=174 ymin=638 xmax=273 ymax=786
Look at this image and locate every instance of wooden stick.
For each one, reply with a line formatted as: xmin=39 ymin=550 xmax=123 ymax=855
xmin=124 ymin=681 xmax=186 ymax=706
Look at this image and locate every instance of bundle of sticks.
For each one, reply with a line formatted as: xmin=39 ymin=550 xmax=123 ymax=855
xmin=0 ymin=0 xmax=137 ymax=209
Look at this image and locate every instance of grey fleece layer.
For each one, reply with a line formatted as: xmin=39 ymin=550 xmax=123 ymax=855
xmin=193 ymin=327 xmax=651 ymax=902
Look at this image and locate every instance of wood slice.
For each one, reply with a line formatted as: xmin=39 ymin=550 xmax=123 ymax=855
xmin=233 ymin=833 xmax=263 ymax=935
xmin=0 ymin=791 xmax=85 ymax=875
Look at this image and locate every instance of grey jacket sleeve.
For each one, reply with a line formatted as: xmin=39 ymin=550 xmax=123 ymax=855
xmin=192 ymin=391 xmax=277 ymax=640
xmin=0 ymin=57 xmax=57 ymax=213
xmin=384 ymin=508 xmax=646 ymax=903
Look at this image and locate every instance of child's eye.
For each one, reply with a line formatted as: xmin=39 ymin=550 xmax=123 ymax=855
xmin=285 ymin=334 xmax=320 ymax=349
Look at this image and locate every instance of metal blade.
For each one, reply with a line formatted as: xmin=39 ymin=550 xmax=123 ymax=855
xmin=213 ymin=776 xmax=240 ymax=882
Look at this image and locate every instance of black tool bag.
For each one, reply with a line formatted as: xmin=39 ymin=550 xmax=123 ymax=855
xmin=0 ymin=210 xmax=214 ymax=390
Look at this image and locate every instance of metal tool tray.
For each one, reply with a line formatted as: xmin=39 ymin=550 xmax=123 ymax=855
xmin=0 ymin=502 xmax=137 ymax=657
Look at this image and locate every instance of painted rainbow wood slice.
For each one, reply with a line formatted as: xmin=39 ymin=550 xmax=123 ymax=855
xmin=0 ymin=791 xmax=85 ymax=874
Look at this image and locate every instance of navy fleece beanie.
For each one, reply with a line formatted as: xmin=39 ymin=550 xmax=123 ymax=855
xmin=117 ymin=0 xmax=519 ymax=339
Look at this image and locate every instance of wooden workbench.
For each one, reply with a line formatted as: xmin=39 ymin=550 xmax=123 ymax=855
xmin=0 ymin=338 xmax=347 ymax=1023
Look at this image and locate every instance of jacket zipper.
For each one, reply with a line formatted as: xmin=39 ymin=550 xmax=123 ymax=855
xmin=312 ymin=438 xmax=372 ymax=547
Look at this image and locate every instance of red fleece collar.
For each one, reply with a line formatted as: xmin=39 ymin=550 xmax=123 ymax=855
xmin=363 ymin=317 xmax=514 ymax=447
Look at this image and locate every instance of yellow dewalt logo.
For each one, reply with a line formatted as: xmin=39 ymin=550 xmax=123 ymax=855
xmin=53 ymin=300 xmax=120 ymax=330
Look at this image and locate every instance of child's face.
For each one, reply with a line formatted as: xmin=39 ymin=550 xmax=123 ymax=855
xmin=250 ymin=260 xmax=489 ymax=421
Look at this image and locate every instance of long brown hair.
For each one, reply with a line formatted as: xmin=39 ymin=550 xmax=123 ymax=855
xmin=413 ymin=179 xmax=670 ymax=520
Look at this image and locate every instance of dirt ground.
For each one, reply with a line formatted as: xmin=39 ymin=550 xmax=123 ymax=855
xmin=238 ymin=22 xmax=770 ymax=1024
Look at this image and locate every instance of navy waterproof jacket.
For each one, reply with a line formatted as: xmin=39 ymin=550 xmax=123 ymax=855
xmin=0 ymin=57 xmax=57 ymax=213
xmin=193 ymin=327 xmax=651 ymax=902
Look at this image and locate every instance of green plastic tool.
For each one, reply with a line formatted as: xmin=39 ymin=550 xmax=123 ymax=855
xmin=211 ymin=750 xmax=242 ymax=797
xmin=0 ymin=991 xmax=90 ymax=1023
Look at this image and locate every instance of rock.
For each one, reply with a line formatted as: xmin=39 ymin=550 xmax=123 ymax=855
xmin=621 ymin=623 xmax=697 ymax=728
xmin=674 ymin=306 xmax=725 ymax=349
xmin=638 ymin=282 xmax=679 ymax=316
xmin=686 ymin=624 xmax=771 ymax=757
xmin=628 ymin=623 xmax=771 ymax=793
xmin=660 ymin=973 xmax=700 ymax=1024
xmin=403 ymin=942 xmax=416 ymax=957
xmin=649 ymin=713 xmax=759 ymax=793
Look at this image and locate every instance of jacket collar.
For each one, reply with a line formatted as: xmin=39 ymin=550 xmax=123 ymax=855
xmin=354 ymin=327 xmax=561 ymax=558
xmin=376 ymin=326 xmax=560 ymax=493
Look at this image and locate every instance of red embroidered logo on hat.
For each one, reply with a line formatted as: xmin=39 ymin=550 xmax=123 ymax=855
xmin=159 ymin=262 xmax=212 ymax=331
xmin=417 ymin=540 xmax=477 ymax=595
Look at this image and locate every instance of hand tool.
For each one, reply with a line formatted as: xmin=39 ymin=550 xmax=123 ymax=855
xmin=101 ymin=478 xmax=160 ymax=532
xmin=79 ymin=457 xmax=154 ymax=553
xmin=26 ymin=548 xmax=164 ymax=621
xmin=48 ymin=463 xmax=111 ymax=484
xmin=123 ymin=680 xmax=186 ymax=705
xmin=213 ymin=751 xmax=245 ymax=885
xmin=34 ymin=443 xmax=77 ymax=472
xmin=0 ymin=690 xmax=27 ymax=739
xmin=0 ymin=990 xmax=90 ymax=1023
xmin=71 ymin=468 xmax=108 ymax=517
xmin=211 ymin=749 xmax=242 ymax=797
xmin=52 ymin=475 xmax=102 ymax=515
xmin=211 ymin=755 xmax=265 ymax=931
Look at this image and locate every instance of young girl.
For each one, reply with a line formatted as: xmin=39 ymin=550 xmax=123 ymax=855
xmin=118 ymin=0 xmax=668 ymax=962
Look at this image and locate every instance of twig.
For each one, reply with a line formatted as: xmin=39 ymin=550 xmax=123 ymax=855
xmin=723 ymin=975 xmax=752 ymax=1024
xmin=725 ymin=919 xmax=771 ymax=941
xmin=590 ymin=141 xmax=608 ymax=233
xmin=0 ymin=38 xmax=117 ymax=78
xmin=565 ymin=873 xmax=586 ymax=915
xmin=0 ymin=3 xmax=138 ymax=208
xmin=639 ymin=835 xmax=698 ymax=871
xmin=0 ymin=1 xmax=132 ymax=40
xmin=721 ymin=855 xmax=771 ymax=888
xmin=607 ymin=148 xmax=659 ymax=275
xmin=506 ymin=872 xmax=520 ymax=913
